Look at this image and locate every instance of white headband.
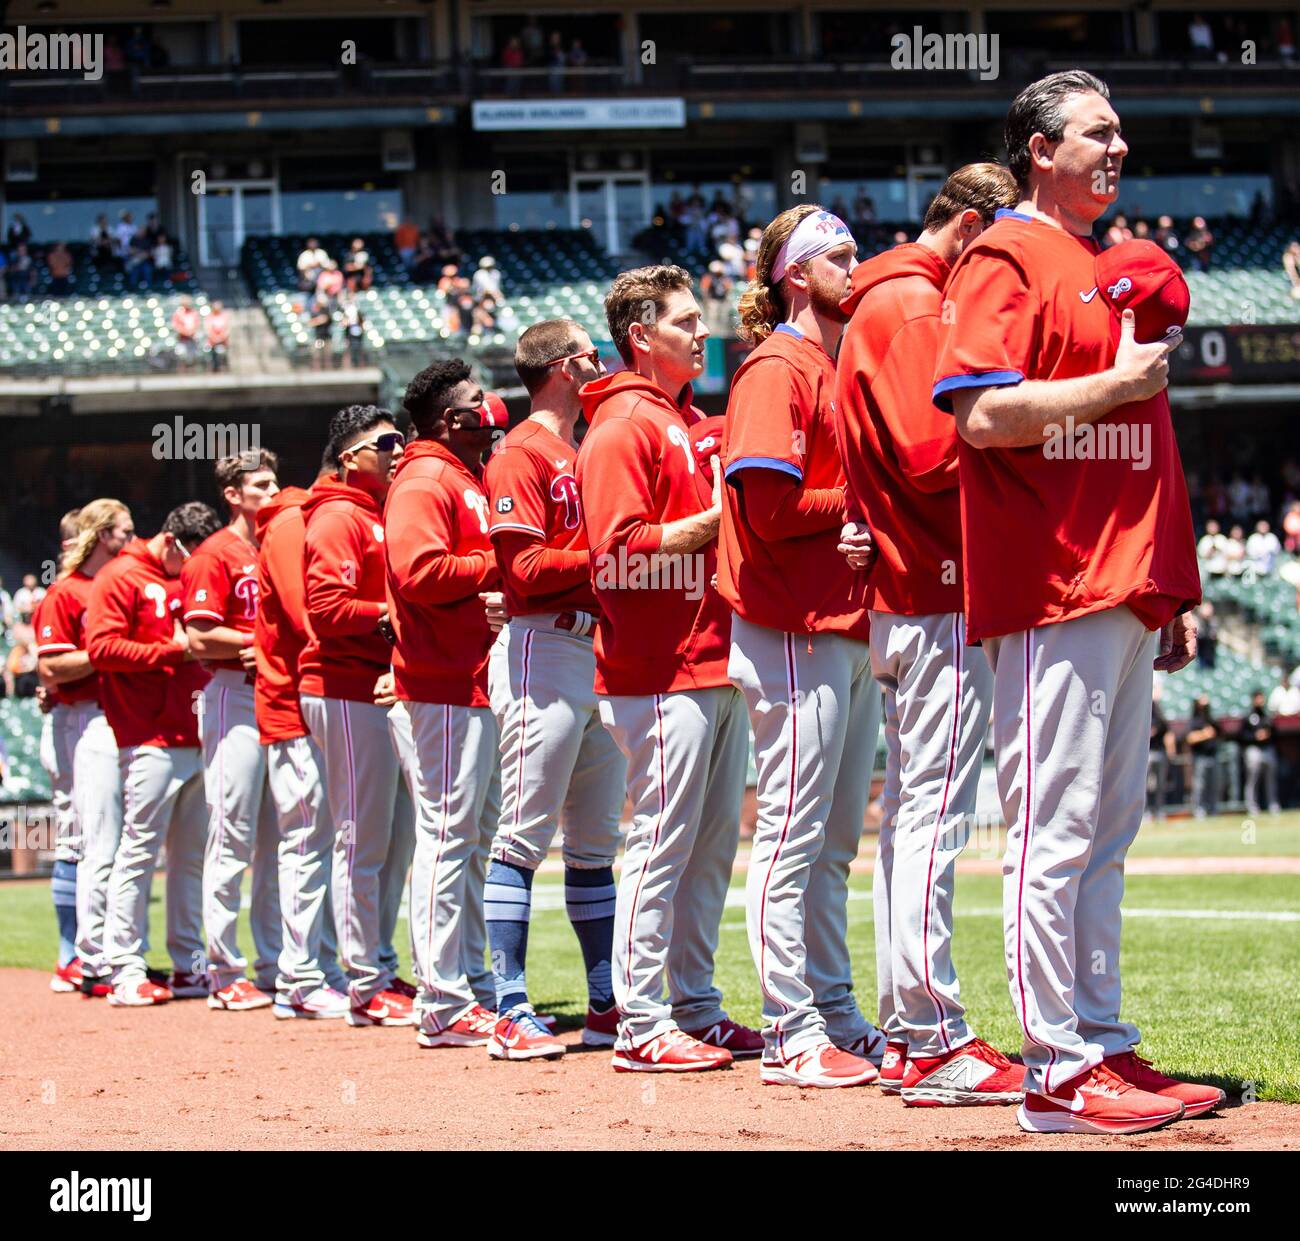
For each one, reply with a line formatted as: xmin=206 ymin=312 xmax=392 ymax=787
xmin=770 ymin=211 xmax=856 ymax=283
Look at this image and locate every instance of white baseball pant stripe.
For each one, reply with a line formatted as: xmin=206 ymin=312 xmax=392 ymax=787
xmin=72 ymin=708 xmax=122 ymax=974
xmin=199 ymin=669 xmax=281 ymax=991
xmin=301 ymin=694 xmax=406 ymax=1006
xmin=395 ymin=701 xmax=500 ymax=1032
xmin=43 ymin=706 xmax=84 ymax=864
xmin=598 ymin=685 xmax=747 ymax=1046
xmin=487 ymin=617 xmax=625 ymax=872
xmin=729 ymin=616 xmax=881 ymax=1058
xmin=870 ymin=611 xmax=992 ymax=1057
xmin=982 ymin=605 xmax=1153 ymax=1094
xmin=103 ymin=745 xmax=207 ymax=984
xmin=389 ymin=701 xmax=489 ymax=1007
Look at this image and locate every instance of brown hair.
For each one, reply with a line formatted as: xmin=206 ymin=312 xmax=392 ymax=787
xmin=735 ymin=203 xmax=822 ymax=345
xmin=58 ymin=508 xmax=81 ymax=543
xmin=603 ymin=264 xmax=693 ymax=365
xmin=1005 ymin=69 xmax=1111 ymax=192
xmin=922 ymin=163 xmax=1020 ymax=231
xmin=214 ymin=448 xmax=279 ymax=500
xmin=60 ymin=498 xmax=128 ymax=578
xmin=514 ymin=318 xmax=583 ymax=396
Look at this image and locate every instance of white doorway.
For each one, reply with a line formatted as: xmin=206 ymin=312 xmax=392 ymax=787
xmin=569 ymin=173 xmax=650 ymax=255
xmin=197 ymin=180 xmax=281 ymax=267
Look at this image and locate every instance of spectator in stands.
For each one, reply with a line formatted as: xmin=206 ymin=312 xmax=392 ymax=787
xmin=853 ymin=188 xmax=876 ymax=229
xmin=547 ymin=30 xmax=567 ymax=93
xmin=6 ymin=640 xmax=38 ymax=699
xmin=1248 ymin=473 xmax=1270 ymax=521
xmin=124 ymin=26 xmax=151 ymax=67
xmin=410 ymin=243 xmax=439 ymax=285
xmin=428 ymin=217 xmax=460 ymax=265
xmin=568 ymin=38 xmax=588 ymax=68
xmin=1103 ymin=214 xmax=1132 ymax=248
xmin=343 ymin=238 xmax=372 ymax=292
xmin=1198 ymin=518 xmax=1228 ymax=575
xmin=171 ymin=295 xmax=200 ymax=372
xmin=1269 ymin=671 xmax=1300 ymax=716
xmin=104 ymin=34 xmax=125 ymax=73
xmin=1223 ymin=524 xmax=1248 ymax=576
xmin=701 ymin=260 xmax=734 ymax=334
xmin=1280 ymin=17 xmax=1296 ymax=62
xmin=12 ymin=573 xmax=44 ymax=624
xmin=113 ymin=211 xmax=137 ymax=260
xmin=206 ymin=300 xmax=230 ymax=372
xmin=8 ymin=244 xmax=34 ymax=298
xmin=1186 ymin=695 xmax=1220 ymax=818
xmin=316 ymin=262 xmax=345 ymax=301
xmin=1189 ymin=14 xmax=1216 ymax=59
xmin=472 ymin=294 xmax=498 ymax=334
xmin=1282 ymin=502 xmax=1300 ymax=554
xmin=521 ymin=16 xmax=544 ymax=64
xmin=0 ymin=576 xmax=13 ymax=634
xmin=90 ymin=215 xmax=116 ymax=271
xmin=45 ymin=243 xmax=72 ymax=296
xmin=1185 ymin=216 xmax=1214 ymax=271
xmin=142 ymin=213 xmax=162 ymax=247
xmin=1283 ymin=241 xmax=1300 ymax=301
xmin=1228 ymin=472 xmax=1252 ymax=525
xmin=1154 ymin=215 xmax=1180 ymax=258
xmin=308 ymin=291 xmax=335 ymax=368
xmin=472 ymin=255 xmax=502 ymax=301
xmin=502 ymin=37 xmax=525 ymax=71
xmin=126 ymin=223 xmax=153 ymax=289
xmin=340 ymin=291 xmax=366 ymax=367
xmin=153 ymin=232 xmax=174 ymax=284
xmin=296 ymin=237 xmax=330 ymax=292
xmin=1242 ymin=690 xmax=1281 ymax=815
xmin=6 ymin=213 xmax=31 ymax=249
xmin=395 ymin=217 xmax=420 ymax=269
xmin=1132 ymin=219 xmax=1151 ymax=241
xmin=1196 ymin=600 xmax=1219 ymax=668
xmin=1148 ymin=692 xmax=1176 ymax=821
xmin=1247 ymin=519 xmax=1282 ymax=575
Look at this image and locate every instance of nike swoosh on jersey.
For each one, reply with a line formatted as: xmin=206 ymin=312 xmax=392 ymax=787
xmin=1078 ymin=286 xmax=1100 ymax=303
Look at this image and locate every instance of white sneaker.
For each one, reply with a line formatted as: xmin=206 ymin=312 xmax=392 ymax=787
xmin=760 ymin=1041 xmax=878 ymax=1088
xmin=273 ymin=985 xmax=350 ymax=1020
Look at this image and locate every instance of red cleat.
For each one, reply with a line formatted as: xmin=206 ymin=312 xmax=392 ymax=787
xmin=207 ymin=978 xmax=274 ymax=1011
xmin=611 ymin=1027 xmax=733 ymax=1073
xmin=1103 ymin=1051 xmax=1227 ymax=1119
xmin=488 ymin=1006 xmax=566 ymax=1061
xmin=50 ymin=959 xmax=85 ymax=993
xmin=346 ymin=987 xmax=415 ymax=1027
xmin=878 ymin=1039 xmax=908 ymax=1095
xmin=683 ymin=1017 xmax=763 ymax=1059
xmin=761 ymin=1041 xmax=878 ymax=1088
xmin=108 ymin=978 xmax=173 ymax=1007
xmin=582 ymin=1002 xmax=620 ymax=1048
xmin=1018 ymin=1062 xmax=1185 ymax=1135
xmin=417 ymin=1003 xmax=497 ymax=1048
xmin=901 ymin=1038 xmax=1025 ymax=1107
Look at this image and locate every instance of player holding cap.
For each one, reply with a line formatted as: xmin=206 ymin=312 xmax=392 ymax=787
xmin=721 ymin=206 xmax=885 ymax=1088
xmin=300 ymin=405 xmax=415 ymax=1027
xmin=481 ymin=320 xmax=627 ymax=1060
xmin=256 ymin=465 xmax=352 ymax=1019
xmin=837 ymin=164 xmax=1026 ymax=1105
xmin=87 ymin=501 xmax=224 ymax=1006
xmin=577 ymin=265 xmax=760 ymax=1072
xmin=384 ymin=362 xmax=504 ymax=1049
xmin=183 ymin=451 xmax=283 ymax=1010
xmin=933 ymin=71 xmax=1219 ymax=1133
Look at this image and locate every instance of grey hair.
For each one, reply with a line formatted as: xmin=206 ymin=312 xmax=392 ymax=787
xmin=1004 ymin=70 xmax=1111 ymax=191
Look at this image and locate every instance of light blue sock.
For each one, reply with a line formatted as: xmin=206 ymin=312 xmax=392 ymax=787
xmin=485 ymin=860 xmax=533 ymax=1013
xmin=51 ymin=860 xmax=78 ymax=967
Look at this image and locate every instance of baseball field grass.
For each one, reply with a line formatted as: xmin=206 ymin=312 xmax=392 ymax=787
xmin=2 ymin=811 xmax=1296 ymax=1104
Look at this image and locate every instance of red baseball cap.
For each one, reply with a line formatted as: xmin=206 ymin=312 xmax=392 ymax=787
xmin=1094 ymin=239 xmax=1190 ymax=345
xmin=479 ymin=391 xmax=509 ymax=430
xmin=688 ymin=414 xmax=725 ymax=467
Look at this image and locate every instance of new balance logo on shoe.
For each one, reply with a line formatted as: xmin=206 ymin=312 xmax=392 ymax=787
xmin=918 ymin=1054 xmax=996 ymax=1091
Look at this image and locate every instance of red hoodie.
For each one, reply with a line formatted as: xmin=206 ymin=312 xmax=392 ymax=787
xmin=33 ymin=572 xmax=101 ymax=706
xmin=85 ymin=538 xmax=208 ymax=748
xmin=254 ymin=486 xmax=311 ymax=743
xmin=837 ymin=242 xmax=964 ymax=616
xmin=384 ymin=439 xmax=500 ymax=707
xmin=576 ymin=370 xmax=731 ymax=696
xmin=299 ymin=477 xmax=390 ymax=703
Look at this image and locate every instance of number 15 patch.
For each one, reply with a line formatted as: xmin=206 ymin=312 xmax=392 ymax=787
xmin=496 ymin=496 xmax=514 ymax=513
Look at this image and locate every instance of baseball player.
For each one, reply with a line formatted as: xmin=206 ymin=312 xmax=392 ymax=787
xmin=383 ymin=360 xmax=508 ymax=1049
xmin=300 ymin=404 xmax=415 ymax=1026
xmin=576 ymin=264 xmax=760 ymax=1072
xmin=481 ymin=321 xmax=628 ymax=1060
xmin=720 ymin=206 xmax=884 ymax=1088
xmin=933 ymin=71 xmax=1220 ymax=1133
xmin=86 ymin=502 xmax=225 ymax=1006
xmin=183 ymin=451 xmax=283 ymax=1010
xmin=35 ymin=508 xmax=89 ymax=990
xmin=837 ymin=164 xmax=1026 ymax=1106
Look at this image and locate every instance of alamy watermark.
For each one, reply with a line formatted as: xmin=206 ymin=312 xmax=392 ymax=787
xmin=890 ymin=27 xmax=999 ymax=81
xmin=1043 ymin=416 xmax=1151 ymax=471
xmin=593 ymin=547 xmax=706 ymax=600
xmin=0 ymin=27 xmax=102 ymax=81
xmin=152 ymin=417 xmax=262 ymax=462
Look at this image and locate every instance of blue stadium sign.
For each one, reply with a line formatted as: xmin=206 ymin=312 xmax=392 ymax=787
xmin=471 ymin=98 xmax=686 ymax=131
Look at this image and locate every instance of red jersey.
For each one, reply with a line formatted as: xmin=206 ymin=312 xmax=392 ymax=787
xmin=181 ymin=525 xmax=260 ymax=673
xmin=932 ymin=210 xmax=1200 ymax=640
xmin=33 ymin=572 xmax=101 ymax=706
xmin=483 ymin=418 xmax=596 ymax=617
xmin=576 ymin=371 xmax=731 ymax=696
xmin=384 ymin=439 xmax=499 ymax=707
xmin=299 ymin=477 xmax=390 ymax=704
xmin=254 ymin=487 xmax=311 ymax=744
xmin=84 ymin=538 xmax=208 ymax=748
xmin=719 ymin=325 xmax=860 ymax=638
xmin=837 ymin=243 xmax=963 ymax=616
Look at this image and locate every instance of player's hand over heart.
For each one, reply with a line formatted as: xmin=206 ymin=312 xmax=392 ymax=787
xmin=1113 ymin=308 xmax=1182 ymax=404
xmin=1154 ymin=611 xmax=1197 ymax=673
xmin=837 ymin=520 xmax=876 ymax=571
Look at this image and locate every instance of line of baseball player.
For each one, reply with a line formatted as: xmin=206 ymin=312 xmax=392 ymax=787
xmin=35 ymin=70 xmax=1231 ymax=1137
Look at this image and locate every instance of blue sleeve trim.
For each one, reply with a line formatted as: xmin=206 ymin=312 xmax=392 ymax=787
xmin=931 ymin=370 xmax=1025 ymax=413
xmin=724 ymin=456 xmax=804 ymax=486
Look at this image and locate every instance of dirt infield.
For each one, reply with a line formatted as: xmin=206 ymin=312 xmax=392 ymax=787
xmin=1 ymin=970 xmax=1295 ymax=1151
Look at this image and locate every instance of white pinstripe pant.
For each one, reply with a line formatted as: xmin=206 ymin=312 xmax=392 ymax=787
xmin=730 ymin=615 xmax=882 ymax=1059
xmin=870 ymin=611 xmax=992 ymax=1058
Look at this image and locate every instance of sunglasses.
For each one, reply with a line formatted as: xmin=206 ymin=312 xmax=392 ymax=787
xmin=349 ymin=431 xmax=405 ymax=455
xmin=544 ymin=348 xmax=599 ymax=368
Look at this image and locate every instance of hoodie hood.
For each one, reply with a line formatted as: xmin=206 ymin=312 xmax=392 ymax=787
xmin=841 ymin=241 xmax=949 ymax=316
xmin=254 ymin=485 xmax=311 ymax=541
xmin=391 ymin=436 xmax=479 ymax=484
xmin=579 ymin=369 xmax=695 ymax=425
xmin=300 ymin=474 xmax=383 ymax=521
xmin=121 ymin=535 xmax=164 ymax=574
